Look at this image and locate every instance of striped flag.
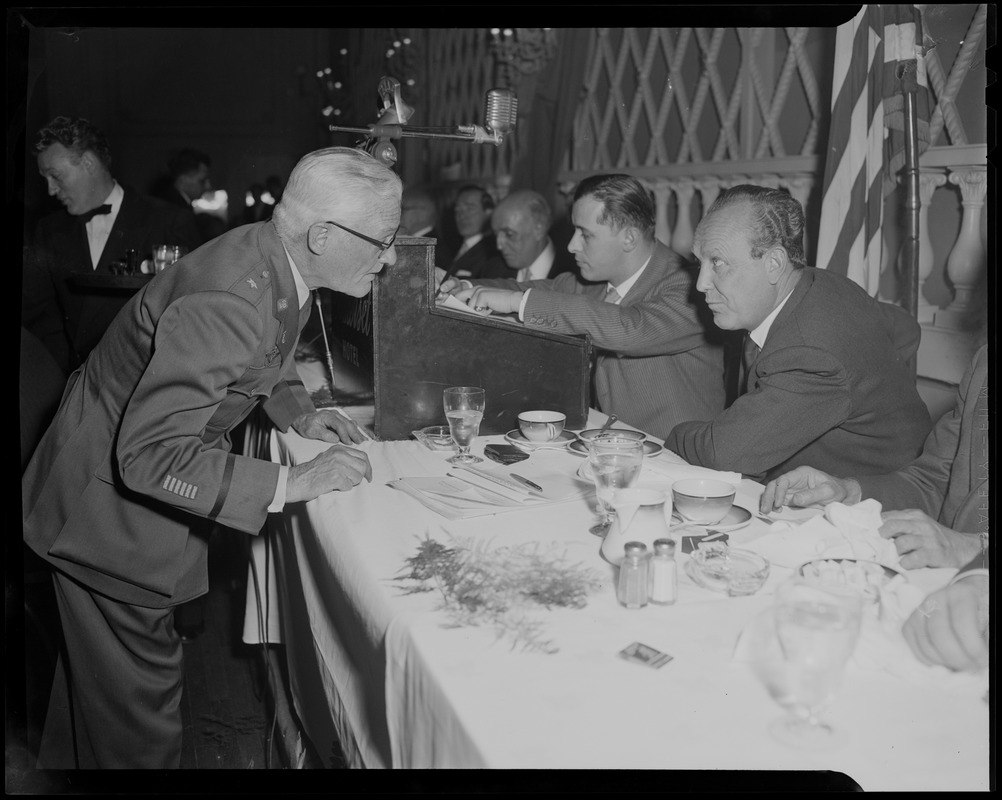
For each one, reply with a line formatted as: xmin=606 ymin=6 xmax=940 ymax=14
xmin=816 ymin=4 xmax=931 ymax=295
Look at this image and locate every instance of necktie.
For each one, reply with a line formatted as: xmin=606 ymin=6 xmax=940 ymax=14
xmin=604 ymin=285 xmax=621 ymax=304
xmin=78 ymin=204 xmax=112 ymax=223
xmin=740 ymin=333 xmax=760 ymax=396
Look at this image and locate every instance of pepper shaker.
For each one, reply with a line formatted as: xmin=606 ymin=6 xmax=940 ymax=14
xmin=617 ymin=541 xmax=649 ymax=609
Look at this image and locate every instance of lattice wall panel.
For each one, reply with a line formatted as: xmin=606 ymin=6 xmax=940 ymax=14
xmin=570 ymin=27 xmax=822 ymax=172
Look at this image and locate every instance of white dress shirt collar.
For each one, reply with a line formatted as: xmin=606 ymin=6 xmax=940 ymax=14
xmin=607 ymin=253 xmax=653 ymax=303
xmin=749 ymin=287 xmax=796 ymax=349
xmin=282 ymin=244 xmax=312 ymax=310
xmin=517 ymin=238 xmax=556 ymax=282
xmin=85 ymin=181 xmax=124 ymax=269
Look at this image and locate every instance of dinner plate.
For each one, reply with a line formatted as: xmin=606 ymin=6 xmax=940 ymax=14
xmin=568 ymin=439 xmax=663 ymax=458
xmin=504 ymin=429 xmax=576 ymax=450
xmin=671 ymin=504 xmax=752 ymax=532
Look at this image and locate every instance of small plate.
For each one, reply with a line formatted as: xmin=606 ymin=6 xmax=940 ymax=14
xmin=568 ymin=439 xmax=663 ymax=458
xmin=504 ymin=429 xmax=576 ymax=450
xmin=671 ymin=504 xmax=752 ymax=532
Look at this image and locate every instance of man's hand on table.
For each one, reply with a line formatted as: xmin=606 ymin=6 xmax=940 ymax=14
xmin=286 ymin=445 xmax=373 ymax=503
xmin=903 ymin=574 xmax=989 ymax=672
xmin=292 ymin=409 xmax=367 ymax=445
xmin=759 ymin=465 xmax=862 ymax=514
xmin=454 ymin=286 xmax=524 ymax=315
xmin=878 ymin=509 xmax=983 ymax=569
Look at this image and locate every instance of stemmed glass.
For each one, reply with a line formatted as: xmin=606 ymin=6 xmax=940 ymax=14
xmin=750 ymin=578 xmax=865 ymax=752
xmin=443 ymin=386 xmax=485 ymax=465
xmin=587 ymin=434 xmax=644 ymax=536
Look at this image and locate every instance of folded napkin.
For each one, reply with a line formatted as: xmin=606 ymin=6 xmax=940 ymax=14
xmin=640 ymin=459 xmax=741 ymax=487
xmin=743 ymin=499 xmax=898 ymax=569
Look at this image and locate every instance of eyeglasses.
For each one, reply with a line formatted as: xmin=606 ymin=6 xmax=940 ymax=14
xmin=323 ymin=220 xmax=398 ymax=253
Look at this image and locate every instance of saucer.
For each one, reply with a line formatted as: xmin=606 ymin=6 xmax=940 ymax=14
xmin=568 ymin=439 xmax=663 ymax=458
xmin=505 ymin=429 xmax=576 ymax=450
xmin=671 ymin=504 xmax=752 ymax=532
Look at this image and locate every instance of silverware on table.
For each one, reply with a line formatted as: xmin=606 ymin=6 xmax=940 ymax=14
xmin=509 ymin=473 xmax=544 ymax=493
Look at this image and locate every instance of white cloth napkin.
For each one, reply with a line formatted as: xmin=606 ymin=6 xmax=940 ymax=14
xmin=743 ymin=499 xmax=898 ymax=569
xmin=640 ymin=458 xmax=741 ymax=487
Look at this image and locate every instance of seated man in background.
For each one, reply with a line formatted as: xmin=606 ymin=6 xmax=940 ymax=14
xmin=440 ymin=173 xmax=726 ymax=437
xmin=154 ymin=147 xmax=218 ymax=245
xmin=24 ymin=116 xmax=202 ymax=373
xmin=447 ymin=184 xmax=507 ymax=279
xmin=399 ymin=185 xmax=454 ymax=267
xmin=491 ymin=188 xmax=579 ymax=281
xmin=761 ymin=344 xmax=988 ymax=570
xmin=665 ymin=184 xmax=931 ymax=483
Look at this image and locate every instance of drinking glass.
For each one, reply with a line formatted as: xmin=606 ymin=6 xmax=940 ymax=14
xmin=751 ymin=578 xmax=865 ymax=752
xmin=587 ymin=434 xmax=644 ymax=536
xmin=443 ymin=386 xmax=485 ymax=465
xmin=153 ymin=244 xmax=175 ymax=273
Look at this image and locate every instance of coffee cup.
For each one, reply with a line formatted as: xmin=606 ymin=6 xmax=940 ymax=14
xmin=671 ymin=478 xmax=736 ymax=525
xmin=518 ymin=410 xmax=566 ymax=442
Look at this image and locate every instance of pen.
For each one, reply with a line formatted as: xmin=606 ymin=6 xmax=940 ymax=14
xmin=509 ymin=473 xmax=543 ymax=493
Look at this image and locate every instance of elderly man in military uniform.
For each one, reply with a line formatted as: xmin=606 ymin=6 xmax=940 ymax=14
xmin=22 ymin=146 xmax=402 ymax=768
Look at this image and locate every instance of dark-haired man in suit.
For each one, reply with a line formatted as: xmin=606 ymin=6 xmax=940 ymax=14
xmin=442 ymin=173 xmax=726 ymax=436
xmin=446 ymin=184 xmax=508 ymax=279
xmin=23 ymin=116 xmax=201 ymax=373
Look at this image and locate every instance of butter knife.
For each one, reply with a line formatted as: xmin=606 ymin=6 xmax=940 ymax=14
xmin=509 ymin=473 xmax=544 ymax=493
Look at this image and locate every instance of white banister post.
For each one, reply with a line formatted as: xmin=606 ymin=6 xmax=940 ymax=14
xmin=914 ymin=169 xmax=948 ymax=323
xmin=671 ymin=179 xmax=696 ymax=257
xmin=652 ymin=180 xmax=672 ymax=247
xmin=934 ymin=165 xmax=987 ymax=330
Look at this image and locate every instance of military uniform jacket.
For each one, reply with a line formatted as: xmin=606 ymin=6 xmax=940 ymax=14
xmin=22 ymin=221 xmax=315 ymax=608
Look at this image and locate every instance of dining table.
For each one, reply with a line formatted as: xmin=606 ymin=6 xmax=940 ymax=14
xmin=240 ymin=408 xmax=990 ymax=788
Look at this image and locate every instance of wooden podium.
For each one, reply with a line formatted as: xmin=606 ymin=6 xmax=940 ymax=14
xmin=321 ymin=237 xmax=592 ymax=440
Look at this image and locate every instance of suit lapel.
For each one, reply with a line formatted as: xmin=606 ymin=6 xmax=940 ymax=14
xmin=620 ymin=241 xmax=670 ymax=305
xmin=260 ymin=223 xmax=304 ymax=363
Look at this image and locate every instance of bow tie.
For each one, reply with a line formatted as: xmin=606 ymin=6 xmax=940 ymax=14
xmin=78 ymin=204 xmax=112 ymax=223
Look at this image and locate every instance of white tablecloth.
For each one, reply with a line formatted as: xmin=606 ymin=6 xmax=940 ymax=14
xmin=242 ymin=412 xmax=990 ymax=786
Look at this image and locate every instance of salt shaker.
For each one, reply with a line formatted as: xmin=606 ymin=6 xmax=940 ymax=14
xmin=649 ymin=538 xmax=677 ymax=605
xmin=617 ymin=541 xmax=649 ymax=609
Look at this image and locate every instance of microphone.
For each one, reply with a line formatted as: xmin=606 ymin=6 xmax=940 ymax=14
xmin=330 ymin=84 xmax=518 ymax=148
xmin=484 ymin=88 xmax=518 ymax=136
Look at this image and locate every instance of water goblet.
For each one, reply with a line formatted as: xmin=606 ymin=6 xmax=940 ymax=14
xmin=751 ymin=577 xmax=865 ymax=752
xmin=587 ymin=434 xmax=644 ymax=537
xmin=443 ymin=386 xmax=485 ymax=465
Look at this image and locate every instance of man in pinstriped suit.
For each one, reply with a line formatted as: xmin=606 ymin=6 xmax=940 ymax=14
xmin=22 ymin=147 xmax=400 ymax=768
xmin=440 ymin=173 xmax=726 ymax=437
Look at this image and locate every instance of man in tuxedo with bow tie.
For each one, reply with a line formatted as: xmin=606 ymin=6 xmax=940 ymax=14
xmin=22 ymin=116 xmax=201 ymax=374
xmin=22 ymin=146 xmax=402 ymax=768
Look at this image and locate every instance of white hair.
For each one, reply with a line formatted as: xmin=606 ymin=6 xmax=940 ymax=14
xmin=273 ymin=147 xmax=402 ymax=240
